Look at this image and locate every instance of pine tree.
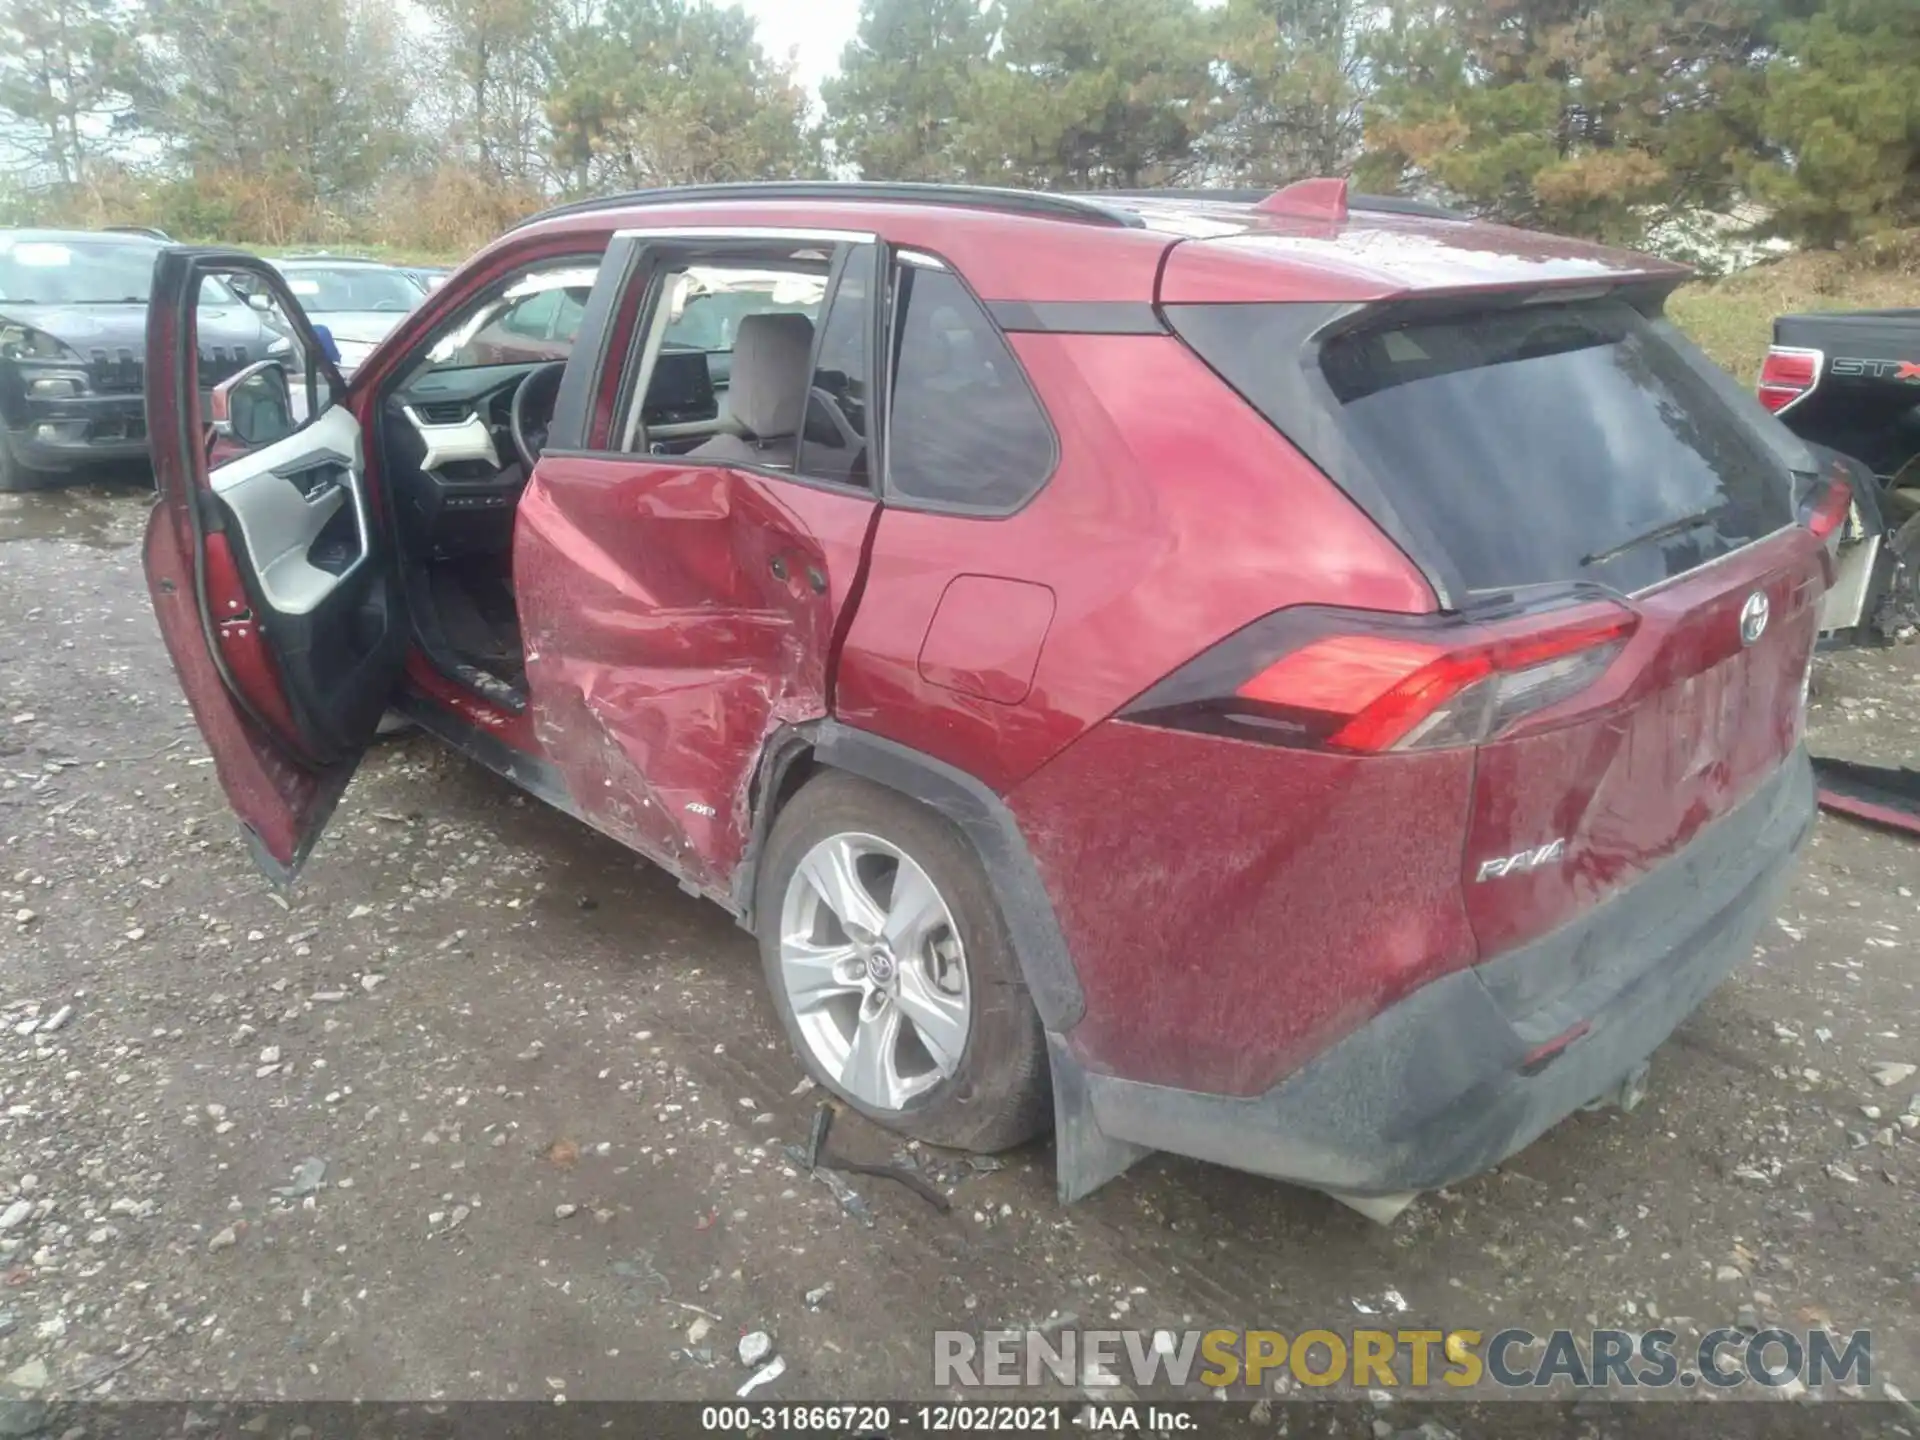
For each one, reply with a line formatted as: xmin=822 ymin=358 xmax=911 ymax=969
xmin=1747 ymin=0 xmax=1920 ymax=244
xmin=0 ymin=0 xmax=144 ymax=189
xmin=955 ymin=0 xmax=1215 ymax=190
xmin=822 ymin=0 xmax=994 ymax=181
xmin=1359 ymin=0 xmax=1770 ymax=243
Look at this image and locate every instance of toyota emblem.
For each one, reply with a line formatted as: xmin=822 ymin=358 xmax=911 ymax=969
xmin=1739 ymin=590 xmax=1770 ymax=646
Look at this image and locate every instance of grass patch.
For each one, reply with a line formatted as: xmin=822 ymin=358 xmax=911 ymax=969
xmin=254 ymin=242 xmax=464 ymax=266
xmin=1669 ymin=231 xmax=1920 ymax=385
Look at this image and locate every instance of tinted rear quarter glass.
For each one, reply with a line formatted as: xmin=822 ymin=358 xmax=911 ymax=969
xmin=1172 ymin=298 xmax=1796 ymax=598
xmin=887 ymin=266 xmax=1055 ymax=511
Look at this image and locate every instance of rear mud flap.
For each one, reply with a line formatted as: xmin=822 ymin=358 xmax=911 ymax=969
xmin=1048 ymin=1032 xmax=1423 ymax=1223
xmin=1047 ymin=1032 xmax=1149 ymax=1204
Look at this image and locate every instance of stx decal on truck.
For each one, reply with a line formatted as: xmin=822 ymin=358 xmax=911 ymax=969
xmin=1831 ymin=358 xmax=1920 ymax=383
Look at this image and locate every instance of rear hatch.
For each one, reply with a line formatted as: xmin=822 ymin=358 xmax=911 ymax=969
xmin=1164 ymin=286 xmax=1835 ymax=958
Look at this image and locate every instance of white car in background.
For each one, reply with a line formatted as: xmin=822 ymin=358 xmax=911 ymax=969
xmin=269 ymin=256 xmax=427 ymax=376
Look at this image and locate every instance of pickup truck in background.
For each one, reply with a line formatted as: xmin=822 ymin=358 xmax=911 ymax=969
xmin=1760 ymin=308 xmax=1920 ymax=642
xmin=1761 ymin=307 xmax=1920 ymax=831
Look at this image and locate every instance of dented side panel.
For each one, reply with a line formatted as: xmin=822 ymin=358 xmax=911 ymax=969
xmin=1008 ymin=718 xmax=1480 ymax=1098
xmin=514 ymin=453 xmax=877 ymax=899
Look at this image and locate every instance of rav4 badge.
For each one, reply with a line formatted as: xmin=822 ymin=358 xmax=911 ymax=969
xmin=1476 ymin=839 xmax=1567 ymax=882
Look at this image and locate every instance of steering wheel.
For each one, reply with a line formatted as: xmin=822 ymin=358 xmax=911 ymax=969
xmin=510 ymin=361 xmax=568 ymax=468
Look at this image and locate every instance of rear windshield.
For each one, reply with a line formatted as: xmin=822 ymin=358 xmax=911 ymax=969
xmin=1171 ymin=298 xmax=1796 ymax=598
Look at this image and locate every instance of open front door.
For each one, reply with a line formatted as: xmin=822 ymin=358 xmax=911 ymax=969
xmin=143 ymin=249 xmax=406 ymax=882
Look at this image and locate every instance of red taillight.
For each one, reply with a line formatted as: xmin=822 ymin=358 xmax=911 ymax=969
xmin=1127 ymin=602 xmax=1639 ymax=754
xmin=1803 ymin=472 xmax=1852 ymax=543
xmin=1757 ymin=346 xmax=1822 ymax=414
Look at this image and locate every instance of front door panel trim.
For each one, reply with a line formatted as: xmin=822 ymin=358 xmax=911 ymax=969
xmin=210 ymin=408 xmax=368 ymax=615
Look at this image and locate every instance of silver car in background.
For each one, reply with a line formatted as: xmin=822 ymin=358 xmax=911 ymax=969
xmin=269 ymin=256 xmax=427 ymax=376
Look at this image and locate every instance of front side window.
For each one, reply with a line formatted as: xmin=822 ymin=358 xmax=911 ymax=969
xmin=192 ymin=264 xmax=336 ymax=450
xmin=795 ymin=249 xmax=875 ymax=488
xmin=886 ymin=263 xmax=1055 ymax=512
xmin=617 ymin=246 xmax=849 ymax=476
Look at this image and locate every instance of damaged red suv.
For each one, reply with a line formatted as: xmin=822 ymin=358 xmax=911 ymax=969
xmin=143 ymin=181 xmax=1844 ymax=1220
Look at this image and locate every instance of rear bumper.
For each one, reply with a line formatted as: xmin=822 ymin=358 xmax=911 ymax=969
xmin=1064 ymin=748 xmax=1816 ymax=1201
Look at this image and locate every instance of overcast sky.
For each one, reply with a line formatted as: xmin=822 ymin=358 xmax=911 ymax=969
xmin=736 ymin=0 xmax=1224 ymax=101
xmin=741 ymin=0 xmax=867 ymax=96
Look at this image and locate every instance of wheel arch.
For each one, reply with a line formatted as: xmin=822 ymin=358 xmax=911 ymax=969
xmin=732 ymin=719 xmax=1086 ymax=1034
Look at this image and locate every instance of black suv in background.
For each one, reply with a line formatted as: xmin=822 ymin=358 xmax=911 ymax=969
xmin=0 ymin=228 xmax=288 ymax=490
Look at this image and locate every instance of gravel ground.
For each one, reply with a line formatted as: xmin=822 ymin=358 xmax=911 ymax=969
xmin=0 ymin=481 xmax=1915 ymax=1418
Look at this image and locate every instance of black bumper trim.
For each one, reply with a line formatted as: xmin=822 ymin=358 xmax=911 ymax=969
xmin=6 ymin=393 xmax=150 ymax=470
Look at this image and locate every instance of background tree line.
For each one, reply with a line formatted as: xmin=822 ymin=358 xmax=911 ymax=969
xmin=0 ymin=0 xmax=1913 ymax=260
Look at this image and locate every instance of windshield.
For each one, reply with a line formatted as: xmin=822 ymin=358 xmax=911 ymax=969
xmin=414 ymin=264 xmax=601 ymax=376
xmin=277 ymin=266 xmax=422 ymax=314
xmin=0 ymin=238 xmax=161 ymax=305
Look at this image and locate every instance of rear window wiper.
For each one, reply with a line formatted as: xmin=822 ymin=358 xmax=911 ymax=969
xmin=1581 ymin=510 xmax=1717 ymax=568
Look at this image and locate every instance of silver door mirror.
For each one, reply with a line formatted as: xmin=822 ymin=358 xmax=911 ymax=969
xmin=210 ymin=359 xmax=296 ymax=448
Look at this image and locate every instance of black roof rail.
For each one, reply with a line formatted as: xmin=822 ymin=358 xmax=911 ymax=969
xmin=1349 ymin=194 xmax=1471 ymax=221
xmin=1089 ymin=188 xmax=1270 ymax=204
xmin=512 ymin=181 xmax=1145 ymax=232
xmin=1087 ymin=188 xmax=1471 ymax=221
xmin=102 ymin=224 xmax=172 ymax=241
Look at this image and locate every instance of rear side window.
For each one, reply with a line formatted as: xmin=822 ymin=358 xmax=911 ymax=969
xmin=887 ymin=265 xmax=1055 ymax=511
xmin=1172 ymin=299 xmax=1795 ymax=598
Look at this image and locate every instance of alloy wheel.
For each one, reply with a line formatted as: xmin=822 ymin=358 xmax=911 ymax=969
xmin=777 ymin=831 xmax=971 ymax=1111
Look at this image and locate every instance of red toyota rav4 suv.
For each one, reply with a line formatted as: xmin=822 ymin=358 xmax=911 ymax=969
xmin=142 ymin=181 xmax=1845 ymax=1220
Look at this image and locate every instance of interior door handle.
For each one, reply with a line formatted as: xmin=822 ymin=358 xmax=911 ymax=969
xmin=288 ymin=463 xmax=347 ymax=503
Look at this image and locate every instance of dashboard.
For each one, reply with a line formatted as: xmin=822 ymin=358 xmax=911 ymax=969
xmin=385 ymin=363 xmax=544 ymax=561
xmin=381 ymin=352 xmax=732 ymax=561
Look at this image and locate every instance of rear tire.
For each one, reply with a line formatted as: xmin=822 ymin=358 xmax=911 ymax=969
xmin=754 ymin=771 xmax=1049 ymax=1153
